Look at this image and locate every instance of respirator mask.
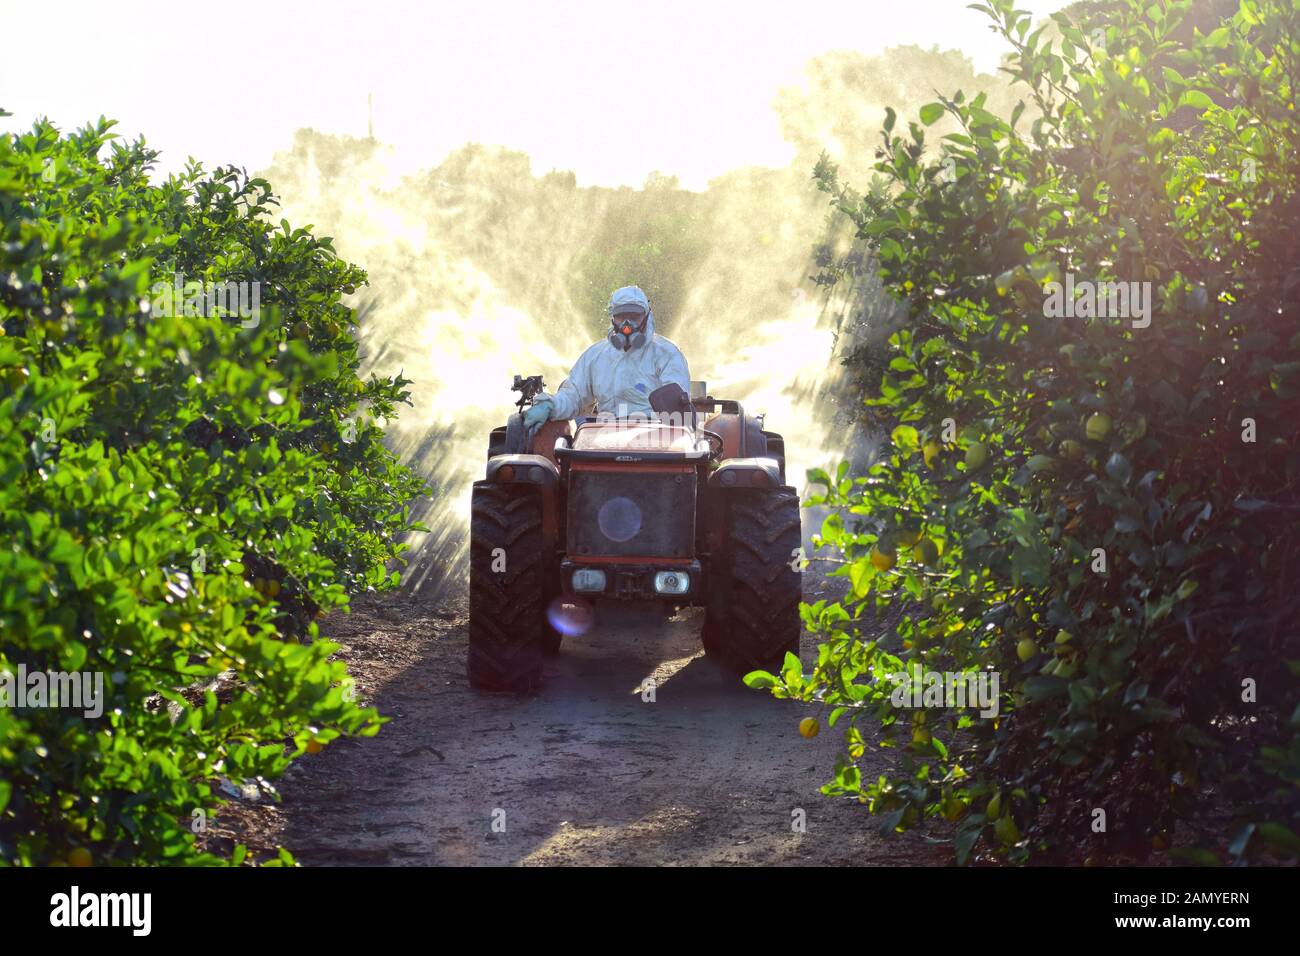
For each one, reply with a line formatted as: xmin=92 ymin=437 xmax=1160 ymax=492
xmin=607 ymin=307 xmax=650 ymax=351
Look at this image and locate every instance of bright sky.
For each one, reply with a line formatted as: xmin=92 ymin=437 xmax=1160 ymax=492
xmin=2 ymin=0 xmax=1071 ymax=190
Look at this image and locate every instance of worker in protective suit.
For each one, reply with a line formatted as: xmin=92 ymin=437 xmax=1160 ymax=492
xmin=524 ymin=285 xmax=690 ymax=434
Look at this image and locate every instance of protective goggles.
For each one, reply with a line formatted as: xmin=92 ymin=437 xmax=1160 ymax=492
xmin=610 ymin=309 xmax=648 ymax=336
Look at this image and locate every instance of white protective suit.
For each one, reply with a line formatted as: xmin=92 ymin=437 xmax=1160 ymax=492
xmin=545 ymin=306 xmax=690 ymax=420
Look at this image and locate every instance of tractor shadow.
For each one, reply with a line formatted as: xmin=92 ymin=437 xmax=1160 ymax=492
xmin=545 ymin=602 xmax=753 ymax=699
xmin=270 ymin=585 xmax=918 ymax=867
xmin=447 ymin=603 xmax=853 ymax=865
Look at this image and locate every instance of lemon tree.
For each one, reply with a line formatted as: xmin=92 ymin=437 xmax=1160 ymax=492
xmin=753 ymin=0 xmax=1300 ymax=864
xmin=0 ymin=115 xmax=426 ymax=864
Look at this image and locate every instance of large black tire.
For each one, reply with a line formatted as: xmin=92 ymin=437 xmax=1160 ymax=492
xmin=539 ymin=600 xmax=563 ymax=657
xmin=503 ymin=412 xmax=529 ymax=453
xmin=703 ymin=486 xmax=803 ymax=675
xmin=468 ymin=481 xmax=554 ymax=692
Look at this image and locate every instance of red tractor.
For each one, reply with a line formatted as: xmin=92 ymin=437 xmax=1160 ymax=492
xmin=468 ymin=376 xmax=802 ymax=692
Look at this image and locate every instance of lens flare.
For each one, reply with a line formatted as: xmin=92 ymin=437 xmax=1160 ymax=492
xmin=547 ymin=594 xmax=595 ymax=637
xmin=597 ymin=496 xmax=642 ymax=543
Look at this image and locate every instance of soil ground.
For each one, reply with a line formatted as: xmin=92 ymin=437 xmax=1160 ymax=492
xmin=208 ymin=565 xmax=947 ymax=866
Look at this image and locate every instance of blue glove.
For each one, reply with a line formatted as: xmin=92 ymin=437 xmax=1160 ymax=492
xmin=523 ymin=399 xmax=553 ymax=436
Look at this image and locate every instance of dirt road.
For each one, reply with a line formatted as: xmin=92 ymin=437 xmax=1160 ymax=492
xmin=212 ymin=583 xmax=942 ymax=866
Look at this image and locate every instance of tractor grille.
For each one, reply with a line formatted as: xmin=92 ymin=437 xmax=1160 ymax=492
xmin=567 ymin=467 xmax=696 ymax=558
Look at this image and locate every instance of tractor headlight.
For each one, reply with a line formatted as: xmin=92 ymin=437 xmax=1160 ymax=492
xmin=653 ymin=571 xmax=690 ymax=595
xmin=571 ymin=568 xmax=606 ymax=593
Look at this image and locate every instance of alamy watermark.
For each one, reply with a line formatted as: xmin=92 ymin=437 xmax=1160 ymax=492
xmin=149 ymin=273 xmax=261 ymax=328
xmin=50 ymin=886 xmax=151 ymax=936
xmin=1043 ymin=273 xmax=1151 ymax=329
xmin=887 ymin=664 xmax=1000 ymax=719
xmin=0 ymin=665 xmax=105 ymax=718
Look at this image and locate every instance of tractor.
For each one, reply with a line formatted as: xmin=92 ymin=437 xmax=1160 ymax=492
xmin=468 ymin=375 xmax=802 ymax=692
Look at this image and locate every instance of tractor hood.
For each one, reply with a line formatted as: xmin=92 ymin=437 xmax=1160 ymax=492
xmin=559 ymin=420 xmax=710 ymax=462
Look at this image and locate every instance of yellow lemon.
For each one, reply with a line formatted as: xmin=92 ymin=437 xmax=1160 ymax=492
xmin=942 ymin=795 xmax=968 ymax=822
xmin=986 ymin=792 xmax=1003 ymax=819
xmin=964 ymin=441 xmax=989 ymax=470
xmin=799 ymin=717 xmax=819 ymax=739
xmin=1085 ymin=413 xmax=1112 ymax=441
xmin=912 ymin=538 xmax=939 ymax=564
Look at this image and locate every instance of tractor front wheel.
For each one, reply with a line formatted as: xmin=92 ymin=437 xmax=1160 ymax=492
xmin=468 ymin=481 xmax=555 ymax=692
xmin=703 ymin=486 xmax=802 ymax=676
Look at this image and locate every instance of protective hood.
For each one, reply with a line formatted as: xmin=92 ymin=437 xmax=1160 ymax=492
xmin=607 ymin=285 xmax=655 ymax=352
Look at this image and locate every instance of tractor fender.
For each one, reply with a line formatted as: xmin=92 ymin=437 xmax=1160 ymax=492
xmin=485 ymin=454 xmax=559 ymax=488
xmin=708 ymin=457 xmax=783 ymax=489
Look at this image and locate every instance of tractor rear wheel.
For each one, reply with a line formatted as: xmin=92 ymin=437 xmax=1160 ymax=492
xmin=468 ymin=481 xmax=554 ymax=692
xmin=703 ymin=486 xmax=802 ymax=675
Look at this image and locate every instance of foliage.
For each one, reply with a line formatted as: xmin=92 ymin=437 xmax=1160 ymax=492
xmin=752 ymin=0 xmax=1300 ymax=863
xmin=568 ymin=174 xmax=706 ymax=337
xmin=0 ymin=115 xmax=426 ymax=865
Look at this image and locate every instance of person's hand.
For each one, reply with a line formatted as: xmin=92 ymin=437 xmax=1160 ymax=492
xmin=523 ymin=399 xmax=553 ymax=437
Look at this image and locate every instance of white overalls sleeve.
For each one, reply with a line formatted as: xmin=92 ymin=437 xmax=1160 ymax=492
xmin=656 ymin=341 xmax=691 ymax=393
xmin=549 ymin=345 xmax=597 ymax=421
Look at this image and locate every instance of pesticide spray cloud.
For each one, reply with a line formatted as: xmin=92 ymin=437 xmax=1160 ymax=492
xmin=259 ymin=46 xmax=1016 ymax=600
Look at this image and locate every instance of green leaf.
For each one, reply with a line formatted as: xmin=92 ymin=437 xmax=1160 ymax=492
xmin=1178 ymin=89 xmax=1215 ymax=111
xmin=1024 ymin=676 xmax=1068 ymax=701
xmin=891 ymin=425 xmax=920 ymax=454
xmin=849 ymin=557 xmax=873 ymax=598
xmin=1168 ymin=847 xmax=1220 ymax=866
xmin=1256 ymin=822 xmax=1300 ymax=855
xmin=919 ymin=102 xmax=946 ymax=126
xmin=1105 ymin=452 xmax=1132 ymax=485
